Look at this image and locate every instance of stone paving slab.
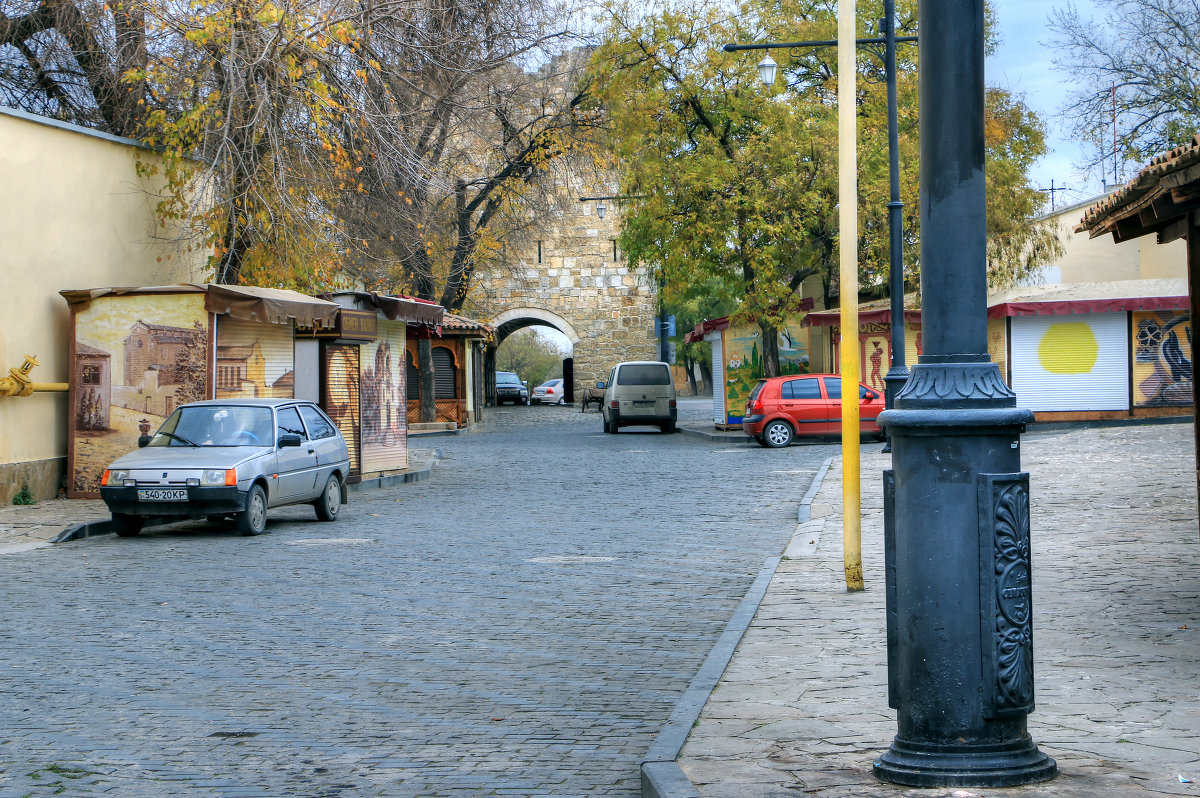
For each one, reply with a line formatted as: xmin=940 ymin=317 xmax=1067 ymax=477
xmin=678 ymin=422 xmax=1200 ymax=798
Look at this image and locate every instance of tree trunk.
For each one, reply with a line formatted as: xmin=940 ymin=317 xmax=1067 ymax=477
xmin=758 ymin=320 xmax=781 ymax=378
xmin=698 ymin=358 xmax=713 ymax=396
xmin=684 ymin=355 xmax=699 ymax=397
xmin=418 ymin=337 xmax=436 ymax=424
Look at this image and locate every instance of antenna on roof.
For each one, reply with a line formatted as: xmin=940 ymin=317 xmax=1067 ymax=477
xmin=1037 ymin=179 xmax=1068 ymax=211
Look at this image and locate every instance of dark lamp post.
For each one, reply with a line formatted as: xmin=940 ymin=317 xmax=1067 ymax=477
xmin=872 ymin=0 xmax=1057 ymax=786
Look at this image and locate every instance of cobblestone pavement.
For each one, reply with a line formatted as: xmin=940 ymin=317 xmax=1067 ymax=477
xmin=679 ymin=421 xmax=1200 ymax=798
xmin=0 ymin=400 xmax=837 ymax=797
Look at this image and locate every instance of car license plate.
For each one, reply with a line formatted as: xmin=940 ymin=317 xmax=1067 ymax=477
xmin=633 ymin=400 xmax=656 ymax=407
xmin=137 ymin=488 xmax=188 ymax=502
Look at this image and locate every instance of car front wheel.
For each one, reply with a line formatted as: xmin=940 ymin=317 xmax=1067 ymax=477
xmin=763 ymin=420 xmax=794 ymax=448
xmin=314 ymin=474 xmax=342 ymax=522
xmin=112 ymin=513 xmax=143 ymax=537
xmin=237 ymin=484 xmax=268 ymax=536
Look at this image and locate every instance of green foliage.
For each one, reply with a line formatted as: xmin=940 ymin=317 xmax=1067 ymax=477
xmin=12 ymin=484 xmax=35 ymax=506
xmin=590 ymin=0 xmax=1062 ymax=328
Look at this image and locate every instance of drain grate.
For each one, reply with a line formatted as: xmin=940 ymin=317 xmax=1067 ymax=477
xmin=287 ymin=538 xmax=377 ymax=546
xmin=526 ymin=555 xmax=619 ymax=564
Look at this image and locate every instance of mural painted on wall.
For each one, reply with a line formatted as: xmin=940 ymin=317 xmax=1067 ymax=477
xmin=831 ymin=321 xmax=926 ymax=390
xmin=70 ymin=294 xmax=209 ymax=496
xmin=724 ymin=320 xmax=810 ymax=424
xmin=1133 ymin=310 xmax=1192 ymax=407
xmin=214 ymin=317 xmax=294 ymax=399
xmin=360 ymin=321 xmax=406 ymax=470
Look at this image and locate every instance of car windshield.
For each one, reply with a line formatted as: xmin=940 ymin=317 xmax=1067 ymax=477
xmin=150 ymin=405 xmax=275 ymax=447
xmin=617 ymin=364 xmax=671 ymax=386
xmin=496 ymin=372 xmax=522 ymax=385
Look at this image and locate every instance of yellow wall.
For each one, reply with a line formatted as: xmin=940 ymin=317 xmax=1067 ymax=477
xmin=0 ymin=109 xmax=206 ymax=496
xmin=1052 ymin=198 xmax=1186 ymax=284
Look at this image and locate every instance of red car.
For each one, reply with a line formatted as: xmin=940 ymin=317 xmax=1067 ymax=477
xmin=742 ymin=374 xmax=885 ymax=448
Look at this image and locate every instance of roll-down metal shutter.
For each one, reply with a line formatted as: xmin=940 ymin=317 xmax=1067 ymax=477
xmin=708 ymin=331 xmax=725 ymax=424
xmin=214 ymin=316 xmax=295 ymax=399
xmin=1009 ymin=312 xmax=1129 ymax=411
xmin=433 ymin=346 xmax=456 ymax=400
xmin=361 ymin=320 xmax=407 ymax=474
xmin=322 ymin=343 xmax=361 ymax=477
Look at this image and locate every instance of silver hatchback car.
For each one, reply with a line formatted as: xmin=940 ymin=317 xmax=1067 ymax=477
xmin=99 ymin=399 xmax=350 ymax=537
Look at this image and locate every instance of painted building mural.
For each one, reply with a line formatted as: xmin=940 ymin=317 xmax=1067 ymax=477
xmin=1133 ymin=310 xmax=1193 ymax=407
xmin=360 ymin=320 xmax=407 ymax=472
xmin=70 ymin=294 xmax=210 ymax=496
xmin=723 ymin=320 xmax=810 ymax=425
xmin=214 ymin=316 xmax=295 ymax=400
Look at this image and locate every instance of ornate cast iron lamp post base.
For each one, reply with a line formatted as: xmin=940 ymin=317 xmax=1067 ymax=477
xmin=874 ymin=361 xmax=1057 ymax=788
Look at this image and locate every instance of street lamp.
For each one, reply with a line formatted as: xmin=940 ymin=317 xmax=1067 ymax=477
xmin=757 ymin=53 xmax=777 ymax=85
xmin=596 ymin=204 xmax=607 ymax=220
xmin=729 ymin=0 xmax=914 ymax=427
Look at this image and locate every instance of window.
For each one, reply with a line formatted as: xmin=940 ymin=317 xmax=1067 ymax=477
xmin=299 ymin=405 xmax=336 ymax=439
xmin=82 ymin=365 xmax=101 ymax=385
xmin=617 ymin=364 xmax=671 ymax=386
xmin=406 ymin=351 xmax=420 ymax=401
xmin=276 ymin=406 xmax=306 ymax=440
xmin=782 ymin=378 xmax=821 ymax=399
xmin=824 ymin=378 xmax=868 ymax=399
xmin=537 ymin=240 xmax=543 ymax=264
xmin=612 ymin=239 xmax=618 ymax=261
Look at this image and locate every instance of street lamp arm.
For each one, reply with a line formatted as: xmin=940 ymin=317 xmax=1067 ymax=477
xmin=722 ymin=36 xmax=916 ymax=53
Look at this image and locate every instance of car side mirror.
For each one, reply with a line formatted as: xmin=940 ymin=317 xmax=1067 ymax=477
xmin=137 ymin=435 xmax=151 ymax=448
xmin=596 ymin=381 xmax=606 ymax=389
xmin=278 ymin=433 xmax=303 ymax=448
xmin=867 ymin=391 xmax=879 ymax=400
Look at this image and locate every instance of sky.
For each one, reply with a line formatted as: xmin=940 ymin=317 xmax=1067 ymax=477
xmin=985 ymin=0 xmax=1109 ymax=210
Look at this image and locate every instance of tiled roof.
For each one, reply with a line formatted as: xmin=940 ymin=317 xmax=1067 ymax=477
xmin=440 ymin=312 xmax=494 ymax=336
xmin=1076 ymin=134 xmax=1200 ymax=242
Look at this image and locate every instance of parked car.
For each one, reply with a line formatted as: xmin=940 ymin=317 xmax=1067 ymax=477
xmin=600 ymin=361 xmax=677 ymax=433
xmin=99 ymin=399 xmax=350 ymax=537
xmin=533 ymin=378 xmax=566 ymax=405
xmin=742 ymin=374 xmax=884 ymax=448
xmin=495 ymin=371 xmax=529 ymax=405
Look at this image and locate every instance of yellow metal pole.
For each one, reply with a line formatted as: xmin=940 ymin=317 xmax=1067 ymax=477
xmin=838 ymin=0 xmax=864 ymax=591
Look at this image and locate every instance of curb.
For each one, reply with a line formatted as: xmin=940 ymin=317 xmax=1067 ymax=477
xmin=640 ymin=453 xmax=837 ymax=797
xmin=640 ymin=555 xmax=782 ymax=798
xmin=50 ymin=454 xmax=440 ymax=545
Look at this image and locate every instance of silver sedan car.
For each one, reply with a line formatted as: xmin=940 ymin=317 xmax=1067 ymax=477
xmin=100 ymin=399 xmax=350 ymax=537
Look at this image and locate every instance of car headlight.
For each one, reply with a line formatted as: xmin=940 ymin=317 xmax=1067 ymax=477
xmin=102 ymin=469 xmax=129 ymax=487
xmin=201 ymin=468 xmax=236 ymax=486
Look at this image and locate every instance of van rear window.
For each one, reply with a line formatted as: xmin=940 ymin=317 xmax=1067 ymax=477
xmin=617 ymin=364 xmax=671 ymax=386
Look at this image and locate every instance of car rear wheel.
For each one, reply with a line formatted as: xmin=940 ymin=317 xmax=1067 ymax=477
xmin=314 ymin=475 xmax=342 ymax=522
xmin=660 ymin=419 xmax=676 ymax=434
xmin=236 ymin=484 xmax=268 ymax=536
xmin=112 ymin=513 xmax=143 ymax=537
xmin=763 ymin=420 xmax=794 ymax=448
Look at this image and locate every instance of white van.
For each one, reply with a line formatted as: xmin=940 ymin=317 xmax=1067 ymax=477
xmin=600 ymin=361 xmax=678 ymax=434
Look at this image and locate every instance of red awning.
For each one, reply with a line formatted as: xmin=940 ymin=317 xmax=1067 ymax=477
xmin=987 ymin=295 xmax=1188 ymax=318
xmin=683 ymin=316 xmax=730 ymax=344
xmin=802 ymin=308 xmax=923 ymax=327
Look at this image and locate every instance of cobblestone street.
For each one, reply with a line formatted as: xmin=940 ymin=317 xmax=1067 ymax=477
xmin=0 ymin=401 xmax=836 ymax=797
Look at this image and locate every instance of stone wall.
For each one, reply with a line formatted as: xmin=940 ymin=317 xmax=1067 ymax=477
xmin=471 ymin=197 xmax=659 ymax=391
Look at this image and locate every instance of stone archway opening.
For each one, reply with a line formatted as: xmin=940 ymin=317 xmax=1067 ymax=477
xmin=490 ymin=308 xmax=579 ymax=403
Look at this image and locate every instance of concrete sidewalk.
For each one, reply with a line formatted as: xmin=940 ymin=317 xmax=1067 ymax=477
xmin=0 ymin=448 xmax=440 ymax=555
xmin=674 ymin=421 xmax=1200 ymax=797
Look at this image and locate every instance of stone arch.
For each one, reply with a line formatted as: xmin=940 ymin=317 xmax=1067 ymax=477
xmin=491 ymin=307 xmax=581 ymax=346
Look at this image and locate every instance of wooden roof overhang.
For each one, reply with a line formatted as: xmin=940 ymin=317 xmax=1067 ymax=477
xmin=1076 ymin=135 xmax=1200 ymax=245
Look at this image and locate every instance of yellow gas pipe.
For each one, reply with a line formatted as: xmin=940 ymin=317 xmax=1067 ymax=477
xmin=0 ymin=355 xmax=69 ymax=397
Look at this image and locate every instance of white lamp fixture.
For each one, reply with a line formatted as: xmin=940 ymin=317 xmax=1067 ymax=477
xmin=757 ymin=53 xmax=778 ymax=86
xmin=596 ymin=204 xmax=607 ymax=219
